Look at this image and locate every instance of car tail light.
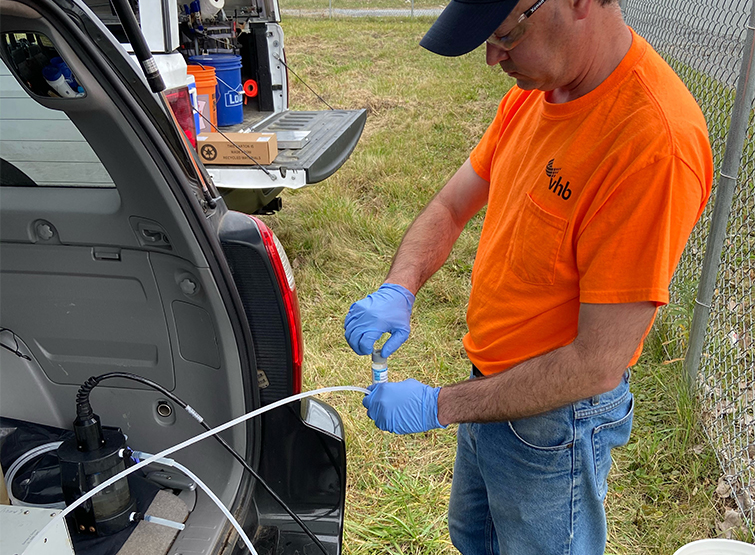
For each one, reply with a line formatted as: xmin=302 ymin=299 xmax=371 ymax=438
xmin=164 ymin=86 xmax=197 ymax=148
xmin=249 ymin=216 xmax=302 ymax=394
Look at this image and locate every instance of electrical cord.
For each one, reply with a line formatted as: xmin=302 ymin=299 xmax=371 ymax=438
xmin=271 ymin=52 xmax=334 ymax=110
xmin=76 ymin=372 xmax=350 ymax=555
xmin=27 ymin=385 xmax=369 ymax=555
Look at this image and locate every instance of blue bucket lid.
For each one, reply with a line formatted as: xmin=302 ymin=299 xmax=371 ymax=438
xmin=42 ymin=64 xmax=62 ymax=81
xmin=188 ymin=54 xmax=242 ymax=69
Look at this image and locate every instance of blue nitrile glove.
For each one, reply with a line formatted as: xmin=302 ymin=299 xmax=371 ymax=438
xmin=344 ymin=283 xmax=415 ymax=357
xmin=362 ymin=379 xmax=446 ymax=434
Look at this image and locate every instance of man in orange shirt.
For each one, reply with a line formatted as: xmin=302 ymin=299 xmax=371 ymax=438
xmin=344 ymin=0 xmax=713 ymax=552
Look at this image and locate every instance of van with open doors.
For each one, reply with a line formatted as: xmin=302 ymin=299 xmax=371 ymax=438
xmin=0 ymin=0 xmax=350 ymax=553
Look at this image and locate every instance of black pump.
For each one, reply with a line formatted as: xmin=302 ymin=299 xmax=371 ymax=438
xmin=57 ymin=377 xmax=136 ymax=536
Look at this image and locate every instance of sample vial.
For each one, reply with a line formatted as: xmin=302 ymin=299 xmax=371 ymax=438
xmin=371 ymin=347 xmax=388 ymax=384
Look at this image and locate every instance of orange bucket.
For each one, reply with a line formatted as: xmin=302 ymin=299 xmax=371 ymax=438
xmin=187 ymin=64 xmax=217 ymax=133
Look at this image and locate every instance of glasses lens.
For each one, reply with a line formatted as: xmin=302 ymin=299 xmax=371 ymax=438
xmin=486 ymin=20 xmax=529 ymax=51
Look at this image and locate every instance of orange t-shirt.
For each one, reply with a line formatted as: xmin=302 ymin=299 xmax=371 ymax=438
xmin=465 ymin=30 xmax=713 ymax=376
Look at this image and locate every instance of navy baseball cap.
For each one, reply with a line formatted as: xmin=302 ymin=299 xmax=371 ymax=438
xmin=420 ymin=0 xmax=519 ymax=57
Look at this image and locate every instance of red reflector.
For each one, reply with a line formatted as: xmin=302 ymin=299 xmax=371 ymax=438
xmin=250 ymin=216 xmax=303 ymax=395
xmin=165 ymin=86 xmax=197 ymax=148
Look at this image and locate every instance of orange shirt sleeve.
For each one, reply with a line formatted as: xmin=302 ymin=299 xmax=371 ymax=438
xmin=470 ymin=89 xmax=531 ymax=181
xmin=470 ymin=105 xmax=505 ymax=181
xmin=576 ymin=155 xmax=709 ymax=306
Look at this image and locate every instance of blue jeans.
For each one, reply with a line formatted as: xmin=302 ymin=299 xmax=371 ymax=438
xmin=448 ymin=372 xmax=633 ymax=555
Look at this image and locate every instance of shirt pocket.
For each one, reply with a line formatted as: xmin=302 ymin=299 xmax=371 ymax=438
xmin=510 ymin=194 xmax=568 ymax=286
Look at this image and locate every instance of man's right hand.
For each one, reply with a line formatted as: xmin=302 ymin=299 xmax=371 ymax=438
xmin=344 ymin=283 xmax=415 ymax=357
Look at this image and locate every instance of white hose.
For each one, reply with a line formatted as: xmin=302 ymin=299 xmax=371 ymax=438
xmin=134 ymin=452 xmax=255 ymax=554
xmin=5 ymin=441 xmax=65 ymax=509
xmin=24 ymin=385 xmax=370 ymax=554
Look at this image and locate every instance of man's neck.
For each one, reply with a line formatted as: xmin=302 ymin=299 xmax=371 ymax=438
xmin=547 ymin=20 xmax=633 ymax=104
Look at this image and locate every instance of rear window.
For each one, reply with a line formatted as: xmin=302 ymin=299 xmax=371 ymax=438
xmin=0 ymin=33 xmax=114 ymax=188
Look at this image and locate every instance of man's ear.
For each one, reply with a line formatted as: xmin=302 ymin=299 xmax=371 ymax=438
xmin=570 ymin=0 xmax=592 ymax=20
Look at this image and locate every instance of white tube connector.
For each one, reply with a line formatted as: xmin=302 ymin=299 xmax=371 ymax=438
xmin=130 ymin=511 xmax=186 ymax=531
xmin=143 ymin=514 xmax=186 ymax=531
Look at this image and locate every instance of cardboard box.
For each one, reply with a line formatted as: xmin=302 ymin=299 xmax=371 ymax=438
xmin=197 ymin=132 xmax=278 ymax=166
xmin=0 ymin=465 xmax=8 ymax=505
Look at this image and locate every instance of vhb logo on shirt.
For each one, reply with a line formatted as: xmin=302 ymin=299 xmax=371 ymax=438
xmin=545 ymin=159 xmax=572 ymax=200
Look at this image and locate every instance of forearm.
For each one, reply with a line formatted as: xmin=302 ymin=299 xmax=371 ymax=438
xmin=437 ymin=343 xmax=618 ymax=425
xmin=437 ymin=301 xmax=656 ymax=425
xmin=386 ymin=159 xmax=489 ymax=294
xmin=386 ymin=201 xmax=465 ymax=294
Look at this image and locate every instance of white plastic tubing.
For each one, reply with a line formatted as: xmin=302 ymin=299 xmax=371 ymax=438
xmin=134 ymin=452 xmax=255 ymax=553
xmin=6 ymin=441 xmax=65 ymax=509
xmin=24 ymin=385 xmax=370 ymax=555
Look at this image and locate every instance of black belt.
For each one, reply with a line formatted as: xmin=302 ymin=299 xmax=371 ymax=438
xmin=472 ymin=365 xmax=484 ymax=378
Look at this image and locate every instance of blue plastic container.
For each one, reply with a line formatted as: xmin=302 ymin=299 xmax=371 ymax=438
xmin=186 ymin=75 xmax=201 ymax=136
xmin=51 ymin=55 xmax=80 ymax=91
xmin=189 ymin=54 xmax=243 ymax=127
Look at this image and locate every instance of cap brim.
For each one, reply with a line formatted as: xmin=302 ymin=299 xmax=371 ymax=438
xmin=420 ymin=0 xmax=518 ymax=57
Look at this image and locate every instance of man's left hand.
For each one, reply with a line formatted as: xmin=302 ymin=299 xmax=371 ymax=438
xmin=362 ymin=379 xmax=446 ymax=434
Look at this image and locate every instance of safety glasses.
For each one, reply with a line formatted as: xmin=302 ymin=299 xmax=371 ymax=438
xmin=486 ymin=0 xmax=550 ymax=51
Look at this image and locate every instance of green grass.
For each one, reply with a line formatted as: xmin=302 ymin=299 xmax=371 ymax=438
xmin=260 ymin=17 xmax=730 ymax=554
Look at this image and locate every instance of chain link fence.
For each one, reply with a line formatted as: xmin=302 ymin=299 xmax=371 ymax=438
xmin=279 ymin=0 xmax=443 ymax=18
xmin=622 ymin=0 xmax=755 ymax=536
